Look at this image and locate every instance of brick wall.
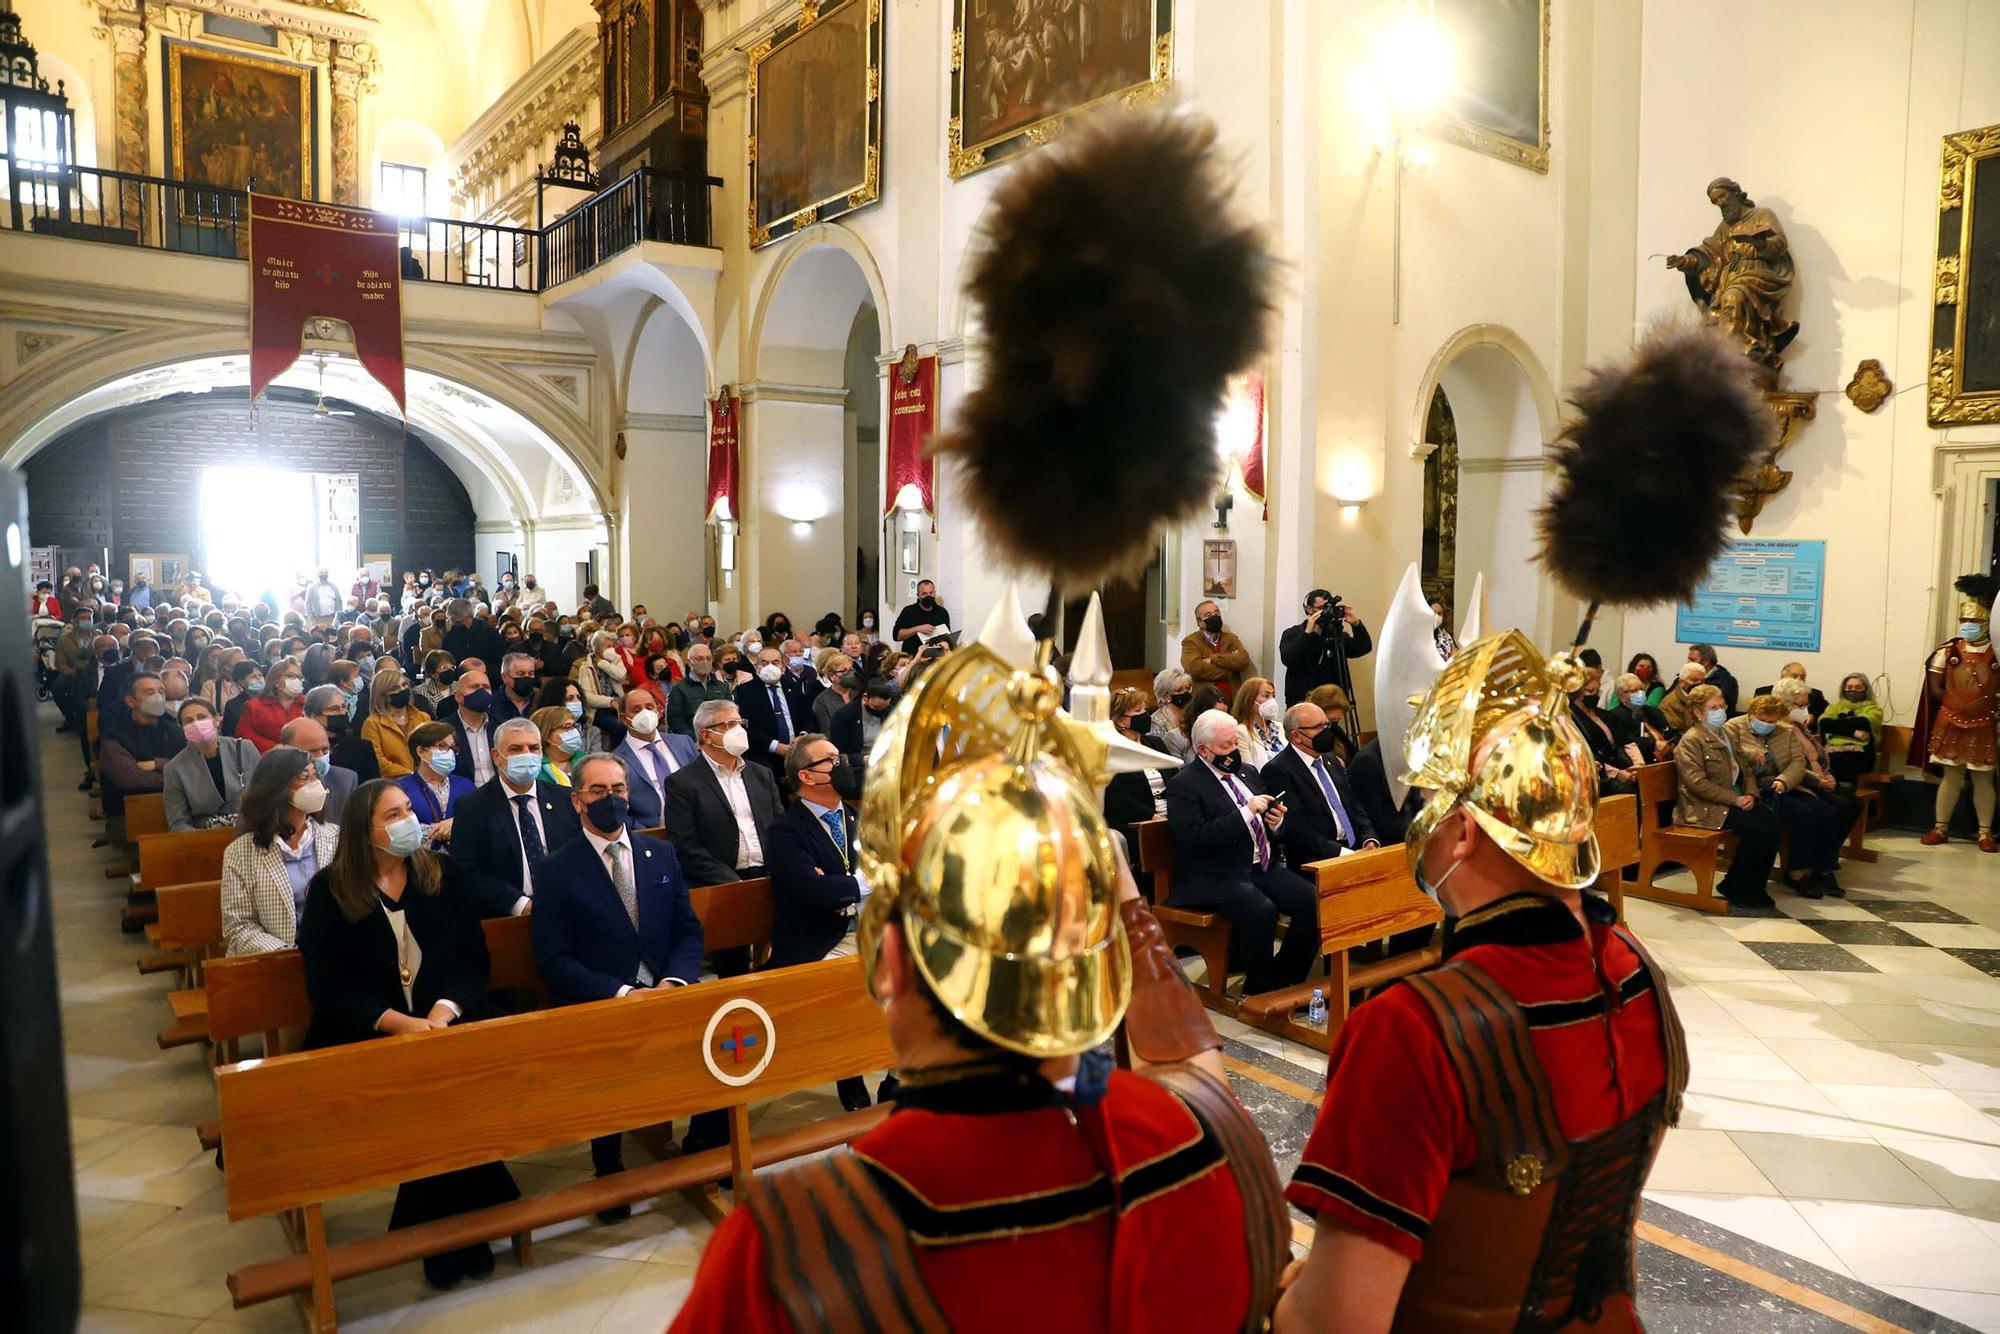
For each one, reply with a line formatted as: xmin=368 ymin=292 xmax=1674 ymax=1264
xmin=22 ymin=395 xmax=475 ymax=580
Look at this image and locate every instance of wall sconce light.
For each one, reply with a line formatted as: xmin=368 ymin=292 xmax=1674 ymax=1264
xmin=791 ymin=520 xmax=814 ymax=538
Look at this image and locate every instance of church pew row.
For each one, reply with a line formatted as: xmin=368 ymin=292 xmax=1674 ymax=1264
xmin=126 ymin=825 xmax=236 ymax=931
xmin=218 ymin=952 xmax=894 ymax=1331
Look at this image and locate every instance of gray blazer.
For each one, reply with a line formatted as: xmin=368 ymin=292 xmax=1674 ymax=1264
xmin=220 ymin=821 xmax=342 ymax=954
xmin=163 ymin=738 xmax=262 ymax=831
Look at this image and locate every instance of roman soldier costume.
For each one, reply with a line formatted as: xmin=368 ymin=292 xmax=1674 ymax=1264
xmin=670 ymin=605 xmax=1289 ymax=1334
xmin=1286 ymin=630 xmax=1689 ymax=1332
xmin=1912 ymin=574 xmax=2000 ymax=849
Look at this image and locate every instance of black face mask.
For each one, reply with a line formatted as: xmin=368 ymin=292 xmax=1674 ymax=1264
xmin=99 ymin=648 xmax=120 ymax=664
xmin=461 ymin=687 xmax=493 ymax=713
xmin=1211 ymin=750 xmax=1243 ymax=774
xmin=701 ymin=625 xmax=716 ymax=639
xmin=1307 ymin=725 xmax=1343 ymax=755
xmin=585 ymin=792 xmax=629 ymax=832
xmin=388 ymin=688 xmax=412 ymax=708
xmin=438 ymin=666 xmax=460 ymax=686
xmin=509 ymin=676 xmax=534 ymax=697
xmin=326 ymin=715 xmax=350 ymax=736
xmin=1170 ymin=691 xmax=1192 ymax=709
xmin=865 ymin=701 xmax=892 ymax=718
xmin=1202 ymin=615 xmax=1224 ymax=635
xmin=1842 ymin=689 xmax=1866 ymax=701
xmin=917 ymin=597 xmax=935 ymax=610
xmin=1126 ymin=710 xmax=1153 ymax=735
xmin=828 ymin=758 xmax=865 ymax=802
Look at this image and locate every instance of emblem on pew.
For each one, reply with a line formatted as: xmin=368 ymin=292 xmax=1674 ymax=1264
xmin=701 ymin=998 xmax=777 ymax=1087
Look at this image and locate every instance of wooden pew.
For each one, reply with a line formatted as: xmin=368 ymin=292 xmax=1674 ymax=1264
xmin=1236 ymin=845 xmax=1444 ymax=1052
xmin=108 ymin=793 xmax=169 ymax=879
xmin=1624 ymin=762 xmax=1730 ymax=915
xmin=218 ymin=955 xmax=894 ymax=1331
xmin=1847 ymin=722 xmax=1913 ymax=863
xmin=127 ymin=827 xmax=236 ymax=929
xmin=1132 ymin=819 xmax=1234 ymax=1013
xmin=1595 ymin=793 xmax=1640 ymax=922
xmin=154 ymin=880 xmax=224 ymax=1051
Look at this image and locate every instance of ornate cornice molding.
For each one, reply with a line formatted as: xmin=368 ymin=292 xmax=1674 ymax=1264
xmin=620 ymin=411 xmax=705 ymax=432
xmin=448 ymin=26 xmax=601 ymax=214
xmin=157 ymin=0 xmax=376 ymax=43
xmin=738 ymin=379 xmax=848 ymax=406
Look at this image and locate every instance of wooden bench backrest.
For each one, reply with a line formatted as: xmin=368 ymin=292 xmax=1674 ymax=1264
xmin=1596 ymin=793 xmax=1641 ymax=872
xmin=154 ymin=879 xmax=223 ymax=950
xmin=691 ymin=877 xmax=776 ymax=952
xmin=1133 ymin=818 xmax=1175 ymax=902
xmin=125 ymin=793 xmax=168 ymax=840
xmin=1308 ymin=845 xmax=1442 ymax=953
xmin=136 ymin=827 xmax=236 ymax=893
xmin=1880 ymin=724 xmax=1912 ymax=770
xmin=1633 ymin=762 xmax=1677 ymax=829
xmin=219 ymin=956 xmax=893 ymax=1220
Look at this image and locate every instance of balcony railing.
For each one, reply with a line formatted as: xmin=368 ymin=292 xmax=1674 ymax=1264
xmin=0 ymin=157 xmax=722 ymax=293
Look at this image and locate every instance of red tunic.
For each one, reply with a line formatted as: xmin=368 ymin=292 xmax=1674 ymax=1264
xmin=1287 ymin=892 xmax=1668 ymax=1282
xmin=670 ymin=1068 xmax=1256 ymax=1334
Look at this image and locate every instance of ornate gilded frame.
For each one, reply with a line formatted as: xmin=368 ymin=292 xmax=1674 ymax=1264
xmin=948 ymin=0 xmax=1172 ymax=179
xmin=747 ymin=0 xmax=883 ymax=249
xmin=1930 ymin=122 xmax=2000 ymax=426
xmin=1432 ymin=0 xmax=1550 ymax=175
xmin=164 ymin=40 xmax=317 ymax=206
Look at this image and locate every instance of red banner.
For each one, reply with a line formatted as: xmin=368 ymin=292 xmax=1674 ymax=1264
xmin=248 ymin=195 xmax=404 ymax=413
xmin=1237 ymin=372 xmax=1267 ymax=519
xmin=706 ymin=391 xmax=741 ymax=522
xmin=884 ymin=349 xmax=936 ymax=519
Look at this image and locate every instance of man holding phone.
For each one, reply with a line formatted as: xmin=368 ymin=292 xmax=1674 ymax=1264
xmin=1163 ymin=710 xmax=1320 ymax=993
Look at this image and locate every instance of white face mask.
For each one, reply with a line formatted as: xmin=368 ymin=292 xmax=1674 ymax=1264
xmin=292 ymin=780 xmax=328 ymax=814
xmin=722 ymin=724 xmax=751 ymax=758
xmin=756 ymin=663 xmax=784 ymax=685
xmin=1256 ymin=697 xmax=1281 ymax=722
xmin=1789 ymin=706 xmax=1809 ymax=723
xmin=629 ymin=708 xmax=660 ymax=736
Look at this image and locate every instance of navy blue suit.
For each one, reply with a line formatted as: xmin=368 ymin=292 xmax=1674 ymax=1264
xmin=763 ymin=799 xmax=863 ymax=969
xmin=449 ymin=777 xmax=582 ymax=918
xmin=735 ymin=676 xmax=810 ymax=776
xmin=613 ymin=732 xmax=698 ymax=831
xmin=531 ymin=831 xmax=703 ymax=1002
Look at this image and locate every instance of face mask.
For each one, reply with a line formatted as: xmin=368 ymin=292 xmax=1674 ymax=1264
xmin=184 ymin=717 xmax=218 ymax=745
xmin=1170 ymin=691 xmax=1192 ymax=709
xmin=1415 ymin=840 xmax=1468 ymax=903
xmin=326 ymin=714 xmax=350 ymax=736
xmin=789 ymin=654 xmax=812 ymax=672
xmin=1787 ymin=706 xmax=1809 ymax=724
xmin=566 ymin=698 xmax=584 ymax=719
xmin=1705 ymin=708 xmax=1728 ymax=729
xmin=388 ymin=688 xmax=412 ymax=709
xmin=1842 ymin=688 xmax=1866 ymax=701
xmin=525 ymin=580 xmax=537 ymax=590
xmin=558 ymin=624 xmax=574 ymax=638
xmin=865 ymin=701 xmax=891 ymax=718
xmin=312 ymin=753 xmax=331 ymax=778
xmin=380 ymin=814 xmax=424 ymax=858
xmin=1210 ymin=749 xmax=1242 ymax=774
xmin=1749 ymin=718 xmax=1777 ymax=736
xmin=509 ymin=676 xmax=534 ymax=698
xmin=648 ymin=659 xmax=669 ymax=678
xmin=629 ymin=708 xmax=660 ymax=736
xmin=1257 ymin=697 xmax=1281 ymax=722
xmin=1307 ymin=726 xmax=1343 ymax=755
xmin=720 ymin=660 xmax=743 ymax=677
xmin=1962 ymin=622 xmax=1988 ymax=642
xmin=275 ymin=678 xmax=300 ymax=698
xmin=556 ymin=727 xmax=583 ymax=754
xmin=743 ymin=639 xmax=764 ymax=656
xmin=438 ymin=667 xmax=460 ymax=687
xmin=756 ymin=663 xmax=785 ymax=685
xmin=425 ymin=748 xmax=457 ymax=775
xmin=138 ymin=695 xmax=168 ymax=717
xmin=247 ymin=676 xmax=265 ymax=693
xmin=1124 ymin=710 xmax=1150 ymax=734
xmin=702 ymin=625 xmax=716 ymax=638
xmin=917 ymin=597 xmax=935 ymax=610
xmin=292 ymin=780 xmax=328 ymax=814
xmin=1201 ymin=615 xmax=1223 ymax=635
xmin=829 ymin=758 xmax=866 ymax=802
xmin=461 ymin=688 xmax=493 ymax=714
xmin=564 ymin=787 xmax=626 ymax=836
xmin=99 ymin=648 xmax=121 ymax=665
xmin=504 ymin=752 xmax=542 ymax=785
xmin=860 ymin=617 xmax=875 ymax=631
xmin=721 ymin=724 xmax=751 ymax=757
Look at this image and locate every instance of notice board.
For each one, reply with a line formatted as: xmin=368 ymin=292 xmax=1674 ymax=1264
xmin=1675 ymin=539 xmax=1826 ymax=653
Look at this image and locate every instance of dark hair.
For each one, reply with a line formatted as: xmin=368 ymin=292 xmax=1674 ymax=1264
xmin=422 ymin=649 xmax=455 ymax=682
xmin=1689 ymin=642 xmax=1718 ymax=666
xmin=1187 ymin=683 xmax=1227 ymax=721
xmin=409 ymin=720 xmax=454 ymax=751
xmin=240 ymin=746 xmax=312 ymax=850
xmin=324 ymin=779 xmax=440 ymax=922
xmin=230 ymin=659 xmax=262 ymax=686
xmin=532 ymin=677 xmax=580 ymax=711
xmin=862 ymin=676 xmax=896 ymax=701
xmin=1578 ymin=648 xmax=1603 ymax=669
xmin=1626 ymin=652 xmax=1659 ymax=677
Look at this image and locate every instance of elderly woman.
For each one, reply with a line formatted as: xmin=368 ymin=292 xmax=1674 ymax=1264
xmin=1231 ymin=676 xmax=1284 ymax=770
xmin=219 ymin=745 xmax=341 ymax=954
xmin=1818 ymin=673 xmax=1882 ymax=786
xmin=1774 ymin=677 xmax=1862 ymax=848
xmin=1675 ymin=684 xmax=1781 ymax=909
xmin=574 ymin=630 xmax=625 ymax=726
xmin=531 ymin=704 xmax=584 ymax=787
xmin=1657 ymin=660 xmax=1709 ymax=732
xmin=1609 ymin=671 xmax=1675 ymax=759
xmin=1726 ymin=694 xmax=1843 ymax=898
xmin=1147 ymin=669 xmax=1194 ymax=760
xmin=395 ymin=721 xmax=472 ymax=846
xmin=813 ymin=652 xmax=858 ymax=732
xmin=415 ymin=650 xmax=456 ymax=712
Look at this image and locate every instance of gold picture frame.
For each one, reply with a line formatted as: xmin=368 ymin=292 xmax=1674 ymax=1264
xmin=1431 ymin=0 xmax=1550 ymax=175
xmin=1930 ymin=122 xmax=2000 ymax=426
xmin=747 ymin=0 xmax=884 ymax=249
xmin=164 ymin=42 xmax=316 ymax=208
xmin=949 ymin=0 xmax=1172 ymax=179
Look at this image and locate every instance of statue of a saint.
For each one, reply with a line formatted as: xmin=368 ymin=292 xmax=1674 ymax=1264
xmin=1666 ymin=178 xmax=1799 ymax=375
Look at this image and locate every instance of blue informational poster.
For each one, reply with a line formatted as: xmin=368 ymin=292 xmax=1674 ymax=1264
xmin=1674 ymin=539 xmax=1826 ymax=653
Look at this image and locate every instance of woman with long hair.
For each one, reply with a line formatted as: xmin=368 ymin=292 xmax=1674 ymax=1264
xmin=533 ymin=676 xmax=606 ymax=755
xmin=1230 ymin=676 xmax=1283 ymax=769
xmin=297 ymin=780 xmax=519 ymax=1288
xmin=361 ymin=666 xmax=427 ymax=777
xmin=219 ymin=746 xmax=339 ymax=954
xmin=237 ymin=657 xmax=306 ymax=753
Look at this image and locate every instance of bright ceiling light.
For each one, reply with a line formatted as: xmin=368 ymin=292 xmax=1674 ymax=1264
xmin=1373 ymin=14 xmax=1455 ymax=118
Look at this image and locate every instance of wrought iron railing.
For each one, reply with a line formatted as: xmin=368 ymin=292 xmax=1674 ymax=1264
xmin=0 ymin=156 xmax=721 ymax=292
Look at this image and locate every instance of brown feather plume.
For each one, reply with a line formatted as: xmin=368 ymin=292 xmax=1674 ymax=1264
xmin=932 ymin=110 xmax=1276 ymax=585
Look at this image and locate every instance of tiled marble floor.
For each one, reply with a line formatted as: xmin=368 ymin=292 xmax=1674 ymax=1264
xmin=40 ymin=702 xmax=2000 ymax=1332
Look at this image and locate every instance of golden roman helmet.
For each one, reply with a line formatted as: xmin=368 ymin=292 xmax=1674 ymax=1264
xmin=1954 ymin=575 xmax=1997 ymax=626
xmin=854 ymin=625 xmax=1138 ymax=1058
xmin=1402 ymin=629 xmax=1601 ymax=891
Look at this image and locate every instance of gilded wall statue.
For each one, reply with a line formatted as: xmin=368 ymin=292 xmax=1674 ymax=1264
xmin=1666 ymin=177 xmax=1799 ymax=377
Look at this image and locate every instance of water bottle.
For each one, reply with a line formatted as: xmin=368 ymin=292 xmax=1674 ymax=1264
xmin=1306 ymin=988 xmax=1328 ymax=1032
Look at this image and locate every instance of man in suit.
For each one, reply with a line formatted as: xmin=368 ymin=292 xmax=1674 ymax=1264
xmin=302 ymin=684 xmax=381 ymax=781
xmin=1164 ymin=710 xmax=1320 ymax=995
xmin=442 ymin=597 xmax=505 ymax=670
xmin=532 ymin=753 xmax=704 ymax=1220
xmin=451 ymin=717 xmax=583 ymax=918
xmin=736 ymin=646 xmax=809 ymax=779
xmin=614 ymin=689 xmax=696 ymax=830
xmin=278 ymin=717 xmax=358 ymax=820
xmin=444 ymin=666 xmax=500 ymax=786
xmin=1689 ymin=642 xmax=1740 ymax=715
xmin=1264 ymin=702 xmax=1379 ymax=869
xmin=492 ymin=650 xmax=541 ymax=724
xmin=764 ymin=734 xmax=895 ymax=1111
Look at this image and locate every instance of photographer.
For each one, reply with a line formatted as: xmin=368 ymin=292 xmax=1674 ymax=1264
xmin=1280 ymin=588 xmax=1372 ymax=709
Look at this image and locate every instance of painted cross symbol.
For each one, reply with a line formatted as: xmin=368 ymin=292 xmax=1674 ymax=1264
xmin=719 ymin=1025 xmax=760 ymax=1065
xmin=315 ymin=263 xmax=342 ymax=285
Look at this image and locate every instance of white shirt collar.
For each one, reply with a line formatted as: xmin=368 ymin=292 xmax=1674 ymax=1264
xmin=703 ymin=750 xmax=743 ymax=780
xmin=583 ymin=822 xmax=631 ymax=859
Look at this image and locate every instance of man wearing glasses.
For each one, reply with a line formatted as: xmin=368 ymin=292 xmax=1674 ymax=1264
xmin=530 ymin=753 xmax=705 ymax=1220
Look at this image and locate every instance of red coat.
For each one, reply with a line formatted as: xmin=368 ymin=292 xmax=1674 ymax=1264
xmin=236 ymin=696 xmax=304 ymax=752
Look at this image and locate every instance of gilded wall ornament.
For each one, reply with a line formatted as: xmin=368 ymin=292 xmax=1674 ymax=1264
xmin=746 ymin=0 xmax=882 ymax=249
xmin=1929 ymin=122 xmax=2000 ymax=426
xmin=1844 ymin=359 xmax=1892 ymax=413
xmin=1734 ymin=390 xmax=1817 ymax=534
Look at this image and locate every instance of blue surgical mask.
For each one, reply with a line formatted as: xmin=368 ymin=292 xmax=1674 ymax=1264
xmin=247 ymin=676 xmax=265 ymax=693
xmin=1962 ymin=622 xmax=1987 ymax=641
xmin=312 ymin=753 xmax=331 ymax=778
xmin=1749 ymin=717 xmax=1776 ymax=736
xmin=565 ymin=698 xmax=584 ymax=719
xmin=504 ymin=752 xmax=542 ymax=785
xmin=1624 ymin=691 xmax=1647 ymax=709
xmin=1705 ymin=708 xmax=1728 ymax=729
xmin=557 ymin=728 xmax=582 ymax=753
xmin=380 ymin=814 xmax=424 ymax=858
xmin=425 ymin=748 xmax=456 ymax=775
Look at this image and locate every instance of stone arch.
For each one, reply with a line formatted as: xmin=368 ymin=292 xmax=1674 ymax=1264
xmin=745 ymin=222 xmax=892 ymax=378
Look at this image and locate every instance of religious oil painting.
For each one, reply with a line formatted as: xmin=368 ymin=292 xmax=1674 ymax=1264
xmin=747 ymin=0 xmax=883 ymax=249
xmin=1431 ymin=0 xmax=1550 ymax=173
xmin=166 ymin=42 xmax=316 ymax=204
xmin=1931 ymin=122 xmax=2000 ymax=425
xmin=949 ymin=0 xmax=1172 ymax=178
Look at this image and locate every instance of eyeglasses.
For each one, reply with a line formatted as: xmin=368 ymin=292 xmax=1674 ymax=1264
xmin=578 ymin=783 xmax=630 ymax=798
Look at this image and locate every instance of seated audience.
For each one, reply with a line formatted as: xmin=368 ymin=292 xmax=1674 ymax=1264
xmin=1727 ymin=694 xmax=1843 ymax=899
xmin=532 ymin=704 xmax=584 ymax=786
xmin=531 ymin=753 xmax=705 ymax=1217
xmin=450 ymin=716 xmax=582 ymax=918
xmin=415 ymin=650 xmax=456 ymax=712
xmin=1163 ymin=711 xmax=1318 ymax=994
xmin=305 ymin=683 xmax=381 ymax=781
xmin=296 ymin=780 xmax=519 ymax=1289
xmin=1675 ymin=684 xmax=1780 ymax=909
xmin=443 ymin=667 xmax=499 ymax=786
xmin=1657 ymin=660 xmax=1708 ymax=733
xmin=811 ymin=653 xmax=857 ymax=733
xmin=1568 ymin=660 xmax=1637 ymax=796
xmin=219 ymin=745 xmax=340 ymax=955
xmin=1753 ymin=661 xmax=1829 ymax=721
xmin=280 ymin=716 xmax=359 ymax=816
xmin=163 ymin=696 xmax=260 ymax=829
xmin=828 ymin=676 xmax=896 ymax=761
xmin=1105 ymin=688 xmax=1173 ymax=859
xmin=361 ymin=667 xmax=426 ymax=777
xmin=1818 ymin=673 xmax=1882 ymax=786
xmin=1773 ymin=677 xmax=1863 ymax=849
xmin=667 ymin=641 xmax=732 ymax=737
xmin=1264 ymin=702 xmax=1378 ymax=867
xmin=1608 ymin=671 xmax=1676 ymax=759
xmin=98 ymin=670 xmax=186 ymax=837
xmin=1147 ymin=668 xmax=1194 ymax=760
xmin=575 ymin=631 xmax=627 ymax=727
xmin=238 ymin=657 xmax=305 ymax=752
xmin=1230 ymin=676 xmax=1284 ymax=770
xmin=1625 ymin=652 xmax=1667 ymax=706
xmin=395 ymin=721 xmax=473 ymax=845
xmin=615 ymin=689 xmax=696 ymax=830
xmin=737 ymin=645 xmax=810 ymax=778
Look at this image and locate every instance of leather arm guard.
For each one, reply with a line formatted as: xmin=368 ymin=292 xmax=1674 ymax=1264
xmin=1118 ymin=896 xmax=1223 ymax=1066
